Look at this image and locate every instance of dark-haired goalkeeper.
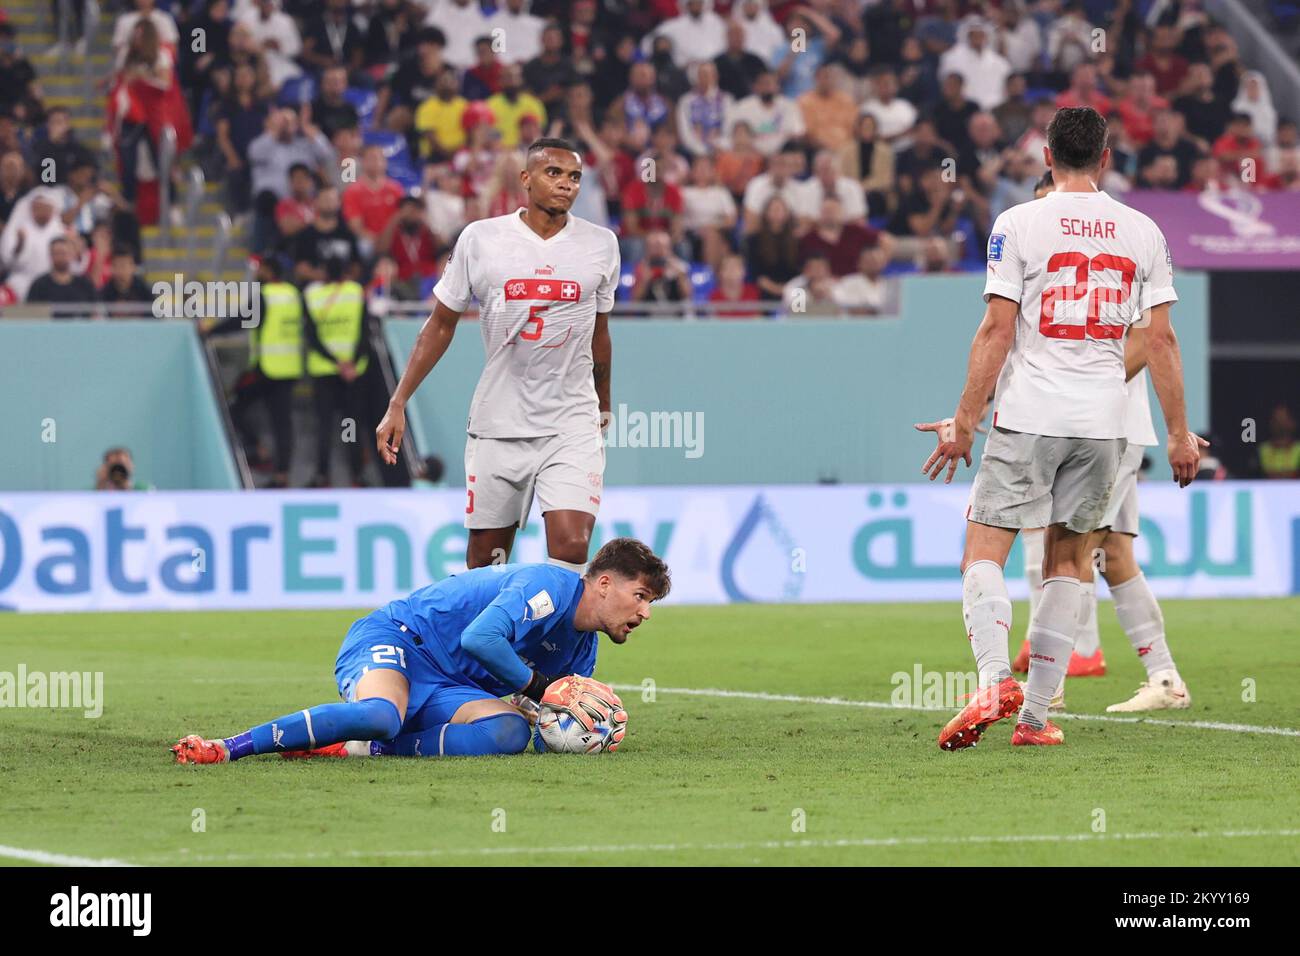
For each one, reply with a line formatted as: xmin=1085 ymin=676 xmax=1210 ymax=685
xmin=171 ymin=539 xmax=670 ymax=763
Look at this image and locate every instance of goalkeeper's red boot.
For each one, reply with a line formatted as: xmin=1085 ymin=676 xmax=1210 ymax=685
xmin=279 ymin=741 xmax=361 ymax=759
xmin=1067 ymin=648 xmax=1106 ymax=677
xmin=938 ymin=676 xmax=1023 ymax=752
xmin=1011 ymin=720 xmax=1065 ymax=746
xmin=1011 ymin=639 xmax=1031 ymax=673
xmin=172 ymin=735 xmax=229 ymax=765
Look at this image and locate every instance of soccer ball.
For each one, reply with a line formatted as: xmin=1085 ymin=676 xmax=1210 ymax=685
xmin=536 ymin=677 xmax=627 ymax=754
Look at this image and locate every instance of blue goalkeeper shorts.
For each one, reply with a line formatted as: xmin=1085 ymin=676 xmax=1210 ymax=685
xmin=334 ymin=609 xmax=497 ymax=734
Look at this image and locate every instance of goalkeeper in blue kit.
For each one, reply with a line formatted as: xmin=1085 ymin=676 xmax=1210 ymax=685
xmin=172 ymin=538 xmax=670 ymax=763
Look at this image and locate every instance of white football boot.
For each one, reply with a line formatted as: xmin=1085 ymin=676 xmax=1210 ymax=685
xmin=1106 ymin=670 xmax=1191 ymax=712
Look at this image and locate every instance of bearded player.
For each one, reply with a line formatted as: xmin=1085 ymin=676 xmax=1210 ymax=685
xmin=376 ymin=138 xmax=618 ymax=571
xmin=1011 ymin=169 xmax=1201 ymax=714
xmin=172 ymin=538 xmax=669 ymax=763
xmin=916 ymin=107 xmax=1202 ymax=749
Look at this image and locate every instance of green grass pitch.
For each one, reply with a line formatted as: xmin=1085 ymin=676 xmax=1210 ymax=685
xmin=2 ymin=599 xmax=1298 ymax=866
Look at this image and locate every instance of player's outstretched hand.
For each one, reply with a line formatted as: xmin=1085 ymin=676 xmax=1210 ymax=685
xmin=542 ymin=676 xmax=625 ymax=733
xmin=1169 ymin=431 xmax=1209 ymax=488
xmin=915 ymin=417 xmax=973 ymax=484
xmin=375 ymin=403 xmax=406 ymax=466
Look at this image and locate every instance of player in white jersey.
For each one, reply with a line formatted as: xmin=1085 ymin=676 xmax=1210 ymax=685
xmin=376 ymin=138 xmax=620 ymax=571
xmin=1011 ymin=171 xmax=1202 ymax=713
xmin=915 ymin=107 xmax=1202 ymax=750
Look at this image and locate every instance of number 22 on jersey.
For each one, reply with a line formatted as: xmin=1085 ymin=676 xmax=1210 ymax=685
xmin=1039 ymin=252 xmax=1136 ymax=341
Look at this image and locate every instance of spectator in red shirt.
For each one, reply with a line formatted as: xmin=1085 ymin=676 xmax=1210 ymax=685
xmin=342 ymin=143 xmax=404 ymax=254
xmin=1116 ymin=73 xmax=1168 ymax=148
xmin=1136 ymin=24 xmax=1190 ymax=98
xmin=379 ymin=195 xmax=438 ymax=282
xmin=798 ymin=197 xmax=886 ymax=277
xmin=620 ymin=174 xmax=685 ymax=263
xmin=1212 ymin=113 xmax=1273 ymax=188
xmin=463 ymin=35 xmax=504 ymax=99
xmin=274 ymin=163 xmax=318 ymax=240
xmin=709 ymin=253 xmax=764 ymax=318
xmin=1055 ymin=63 xmax=1111 ymax=116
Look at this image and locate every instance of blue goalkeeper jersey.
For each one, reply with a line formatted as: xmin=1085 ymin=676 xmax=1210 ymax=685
xmin=382 ymin=564 xmax=597 ymax=697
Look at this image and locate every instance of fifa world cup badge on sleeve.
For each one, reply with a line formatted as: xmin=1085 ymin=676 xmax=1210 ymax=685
xmin=988 ymin=234 xmax=1005 ymax=261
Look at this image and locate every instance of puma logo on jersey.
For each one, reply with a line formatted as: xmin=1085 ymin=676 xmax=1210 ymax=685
xmin=526 ymin=590 xmax=555 ymax=621
xmin=535 ymin=265 xmax=555 ymax=275
xmin=542 ymin=640 xmax=559 ymax=653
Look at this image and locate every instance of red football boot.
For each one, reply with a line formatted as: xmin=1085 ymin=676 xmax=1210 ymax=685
xmin=938 ymin=676 xmax=1024 ymax=751
xmin=171 ymin=735 xmax=229 ymax=765
xmin=1067 ymin=649 xmax=1106 ymax=677
xmin=1011 ymin=720 xmax=1065 ymax=745
xmin=279 ymin=741 xmax=358 ymax=759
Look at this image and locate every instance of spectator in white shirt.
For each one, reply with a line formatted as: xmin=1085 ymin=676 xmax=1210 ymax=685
xmin=681 ymin=154 xmax=738 ymax=271
xmin=727 ymin=70 xmax=805 ymax=157
xmin=238 ymin=0 xmax=302 ymax=90
xmin=648 ymin=0 xmax=728 ymax=68
xmin=0 ymin=187 xmax=71 ymax=302
xmin=111 ymin=0 xmax=179 ymax=68
xmin=1047 ymin=3 xmax=1095 ymax=76
xmin=802 ymin=149 xmax=867 ymax=225
xmin=731 ymin=0 xmax=784 ymax=66
xmin=742 ymin=145 xmax=814 ymax=231
xmin=425 ymin=0 xmax=492 ymax=70
xmin=422 ymin=163 xmax=466 ymax=244
xmin=834 ymin=246 xmax=890 ymax=315
xmin=861 ymin=66 xmax=917 ymax=147
xmin=488 ymin=0 xmax=544 ymax=65
xmin=993 ymin=3 xmax=1042 ymax=75
xmin=938 ymin=17 xmax=1012 ymax=112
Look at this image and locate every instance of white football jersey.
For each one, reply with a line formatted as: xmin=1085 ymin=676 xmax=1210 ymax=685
xmin=433 ymin=210 xmax=621 ymax=439
xmin=983 ymin=190 xmax=1177 ymax=440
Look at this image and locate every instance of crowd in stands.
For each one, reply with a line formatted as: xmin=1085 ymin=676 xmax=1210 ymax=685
xmin=0 ymin=0 xmax=1297 ymax=316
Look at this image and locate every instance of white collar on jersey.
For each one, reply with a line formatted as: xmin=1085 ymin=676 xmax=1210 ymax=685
xmin=512 ymin=207 xmax=574 ymax=244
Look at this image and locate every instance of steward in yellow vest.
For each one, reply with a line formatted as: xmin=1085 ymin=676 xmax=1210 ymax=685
xmin=200 ymin=257 xmax=317 ymax=488
xmin=304 ymin=261 xmax=373 ymax=487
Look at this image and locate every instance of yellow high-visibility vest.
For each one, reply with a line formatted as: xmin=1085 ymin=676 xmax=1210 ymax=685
xmin=304 ymin=280 xmax=369 ymax=378
xmin=256 ymin=282 xmax=306 ymax=380
xmin=1260 ymin=442 xmax=1300 ymax=478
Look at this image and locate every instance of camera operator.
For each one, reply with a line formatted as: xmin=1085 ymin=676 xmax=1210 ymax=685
xmin=94 ymin=446 xmax=152 ymax=491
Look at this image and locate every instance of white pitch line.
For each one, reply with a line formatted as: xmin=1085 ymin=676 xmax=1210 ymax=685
xmin=0 ymin=845 xmax=136 ymax=867
xmin=135 ymin=828 xmax=1300 ymax=864
xmin=608 ymin=684 xmax=1300 ymax=738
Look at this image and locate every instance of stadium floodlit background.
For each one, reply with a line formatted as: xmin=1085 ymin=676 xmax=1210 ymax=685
xmin=0 ymin=0 xmax=1298 ymax=868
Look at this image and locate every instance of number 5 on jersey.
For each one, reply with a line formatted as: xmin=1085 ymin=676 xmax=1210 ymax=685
xmin=521 ymin=304 xmax=547 ymax=341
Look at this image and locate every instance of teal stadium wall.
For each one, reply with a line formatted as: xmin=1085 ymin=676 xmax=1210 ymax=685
xmin=0 ymin=320 xmax=241 ymax=491
xmin=386 ymin=272 xmax=1210 ymax=486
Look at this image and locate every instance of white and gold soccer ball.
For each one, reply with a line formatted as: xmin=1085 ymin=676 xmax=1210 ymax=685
xmin=536 ymin=677 xmax=627 ymax=754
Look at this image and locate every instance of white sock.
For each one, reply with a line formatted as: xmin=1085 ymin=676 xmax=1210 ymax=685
xmin=1109 ymin=573 xmax=1177 ymax=680
xmin=1052 ymin=578 xmax=1098 ymax=700
xmin=1073 ymin=580 xmax=1100 ymax=656
xmin=1023 ymin=529 xmax=1044 ymax=634
xmin=1020 ymin=577 xmax=1081 ymax=729
xmin=546 ymin=556 xmax=588 ymax=574
xmin=962 ymin=560 xmax=1013 ymax=687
